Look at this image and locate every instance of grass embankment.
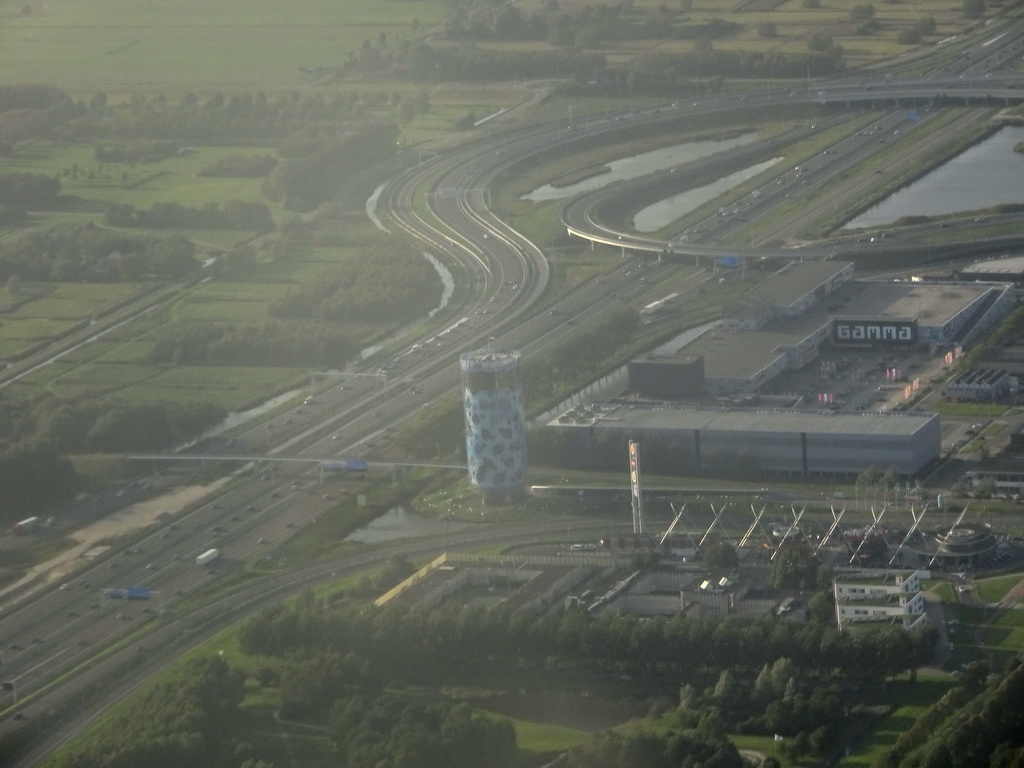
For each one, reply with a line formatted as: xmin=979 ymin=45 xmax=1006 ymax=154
xmin=840 ymin=679 xmax=955 ymax=768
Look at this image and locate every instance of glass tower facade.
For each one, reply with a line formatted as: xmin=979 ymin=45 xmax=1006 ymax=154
xmin=460 ymin=350 xmax=527 ymax=504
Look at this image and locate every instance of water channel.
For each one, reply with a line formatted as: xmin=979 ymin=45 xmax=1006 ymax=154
xmin=633 ymin=157 xmax=783 ymax=232
xmin=521 ymin=133 xmax=758 ymax=202
xmin=845 ymin=125 xmax=1024 ymax=229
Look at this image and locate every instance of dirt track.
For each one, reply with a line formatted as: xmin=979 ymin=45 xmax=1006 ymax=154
xmin=0 ymin=480 xmax=226 ymax=611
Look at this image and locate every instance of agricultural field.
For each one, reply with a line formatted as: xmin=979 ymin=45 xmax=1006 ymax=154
xmin=3 ymin=218 xmax=442 ymax=409
xmin=0 ymin=0 xmax=445 ymax=97
xmin=6 ymin=143 xmax=275 ymax=209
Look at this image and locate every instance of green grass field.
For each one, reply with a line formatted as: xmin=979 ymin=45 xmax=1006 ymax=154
xmin=7 ymin=144 xmax=274 ymax=207
xmin=839 ymin=679 xmax=954 ymax=768
xmin=0 ymin=0 xmax=445 ymax=97
xmin=975 ymin=574 xmax=1024 ymax=603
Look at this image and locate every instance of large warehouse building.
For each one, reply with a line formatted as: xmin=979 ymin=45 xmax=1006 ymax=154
xmin=629 ymin=262 xmax=1015 ymax=398
xmin=543 ymin=261 xmax=1013 ymax=478
xmin=548 ymin=402 xmax=941 ymax=477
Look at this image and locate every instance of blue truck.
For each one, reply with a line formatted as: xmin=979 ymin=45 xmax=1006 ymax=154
xmin=103 ymin=586 xmax=151 ymax=600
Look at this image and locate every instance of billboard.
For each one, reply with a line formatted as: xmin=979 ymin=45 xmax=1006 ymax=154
xmin=833 ymin=318 xmax=917 ymax=344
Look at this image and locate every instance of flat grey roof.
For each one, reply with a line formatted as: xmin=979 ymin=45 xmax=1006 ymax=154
xmin=551 ymin=403 xmax=937 ymax=436
xmin=822 ymin=281 xmax=996 ymax=328
xmin=960 ymin=257 xmax=1024 ymax=279
xmin=747 ymin=260 xmax=852 ymax=307
xmin=678 ymin=316 xmax=830 ymax=380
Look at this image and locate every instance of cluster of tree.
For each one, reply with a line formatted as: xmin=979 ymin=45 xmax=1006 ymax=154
xmin=197 ymin=154 xmax=278 ymax=178
xmin=0 ymin=227 xmax=199 ymax=283
xmin=963 ymin=0 xmax=985 ymax=18
xmin=522 ymin=306 xmax=640 ymax=408
xmin=0 ymin=393 xmax=226 ymax=459
xmin=347 ymin=554 xmax=417 ymax=599
xmin=875 ymin=658 xmax=1024 ymax=767
xmin=0 ymin=205 xmax=27 ymax=226
xmin=0 ymin=446 xmax=78 ymax=522
xmin=565 ymin=728 xmax=743 ymax=768
xmin=0 ymin=84 xmax=70 ymax=112
xmin=329 ymin=693 xmax=524 ymax=768
xmin=399 ymin=43 xmax=606 ymax=83
xmin=63 ymin=89 xmax=385 ymax=145
xmin=238 ymin=599 xmax=935 ymax=684
xmin=105 ymin=201 xmax=274 ymax=232
xmin=676 ymin=659 xmax=844 ymax=759
xmin=390 ymin=392 xmax=467 ymax=460
xmin=608 ymin=46 xmax=844 ymax=95
xmin=964 ymin=305 xmax=1024 ymax=369
xmin=0 ymin=85 xmax=79 ymax=146
xmin=261 ymin=126 xmax=400 ymax=211
xmin=277 ymin=648 xmax=379 ymax=718
xmin=47 ymin=655 xmax=268 ymax=768
xmin=236 ymin=593 xmax=935 ymax=763
xmin=82 ymin=400 xmax=227 ymax=452
xmin=895 ymin=17 xmax=936 ymax=44
xmin=0 ymin=85 xmax=405 ymax=150
xmin=0 ymin=172 xmax=60 ymax=208
xmin=146 ymin=321 xmax=358 ymax=368
xmin=443 ymin=0 xmax=740 ymax=47
xmin=770 ymin=545 xmax=828 ymax=592
xmin=94 ymin=140 xmax=179 ymax=164
xmin=270 ymin=239 xmax=440 ymax=325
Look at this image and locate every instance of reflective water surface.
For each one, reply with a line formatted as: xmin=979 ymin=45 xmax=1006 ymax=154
xmin=522 ymin=133 xmax=758 ymax=202
xmin=845 ymin=126 xmax=1024 ymax=229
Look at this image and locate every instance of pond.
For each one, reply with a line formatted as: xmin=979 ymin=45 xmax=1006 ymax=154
xmin=345 ymin=506 xmax=467 ymax=543
xmin=634 ymin=157 xmax=783 ymax=232
xmin=521 ymin=133 xmax=758 ymax=202
xmin=844 ymin=126 xmax=1024 ymax=229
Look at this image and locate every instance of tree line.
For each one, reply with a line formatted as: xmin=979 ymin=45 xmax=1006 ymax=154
xmin=0 ymin=394 xmax=225 ymax=455
xmin=238 ymin=598 xmax=934 ymax=684
xmin=45 ymin=655 xmax=270 ymax=768
xmin=261 ymin=126 xmax=400 ymax=211
xmin=1 ymin=87 xmax=382 ymax=147
xmin=0 ymin=226 xmax=199 ymax=283
xmin=329 ymin=693 xmax=524 ymax=768
xmin=105 ymin=201 xmax=274 ymax=232
xmin=875 ymin=657 xmax=1024 ymax=768
xmin=0 ymin=394 xmax=228 ymax=518
xmin=269 ymin=238 xmax=439 ymax=325
xmin=442 ymin=0 xmax=741 ymax=46
xmin=197 ymin=154 xmax=278 ymax=178
xmin=0 ymin=172 xmax=60 ymax=208
xmin=146 ymin=321 xmax=359 ymax=368
xmin=0 ymin=446 xmax=78 ymax=523
xmin=236 ymin=589 xmax=934 ymax=763
xmin=399 ymin=43 xmax=606 ymax=83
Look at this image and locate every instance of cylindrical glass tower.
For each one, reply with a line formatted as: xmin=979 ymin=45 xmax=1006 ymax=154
xmin=460 ymin=350 xmax=527 ymax=504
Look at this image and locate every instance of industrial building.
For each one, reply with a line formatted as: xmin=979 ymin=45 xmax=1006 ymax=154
xmin=833 ymin=571 xmax=928 ymax=631
xmin=944 ymin=368 xmax=1012 ymax=401
xmin=547 ymin=402 xmax=941 ymax=477
xmin=629 ymin=261 xmax=1015 ymax=399
xmin=460 ymin=350 xmax=528 ymax=504
xmin=723 ymin=260 xmax=855 ymax=330
xmin=903 ymin=525 xmax=1001 ymax=569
